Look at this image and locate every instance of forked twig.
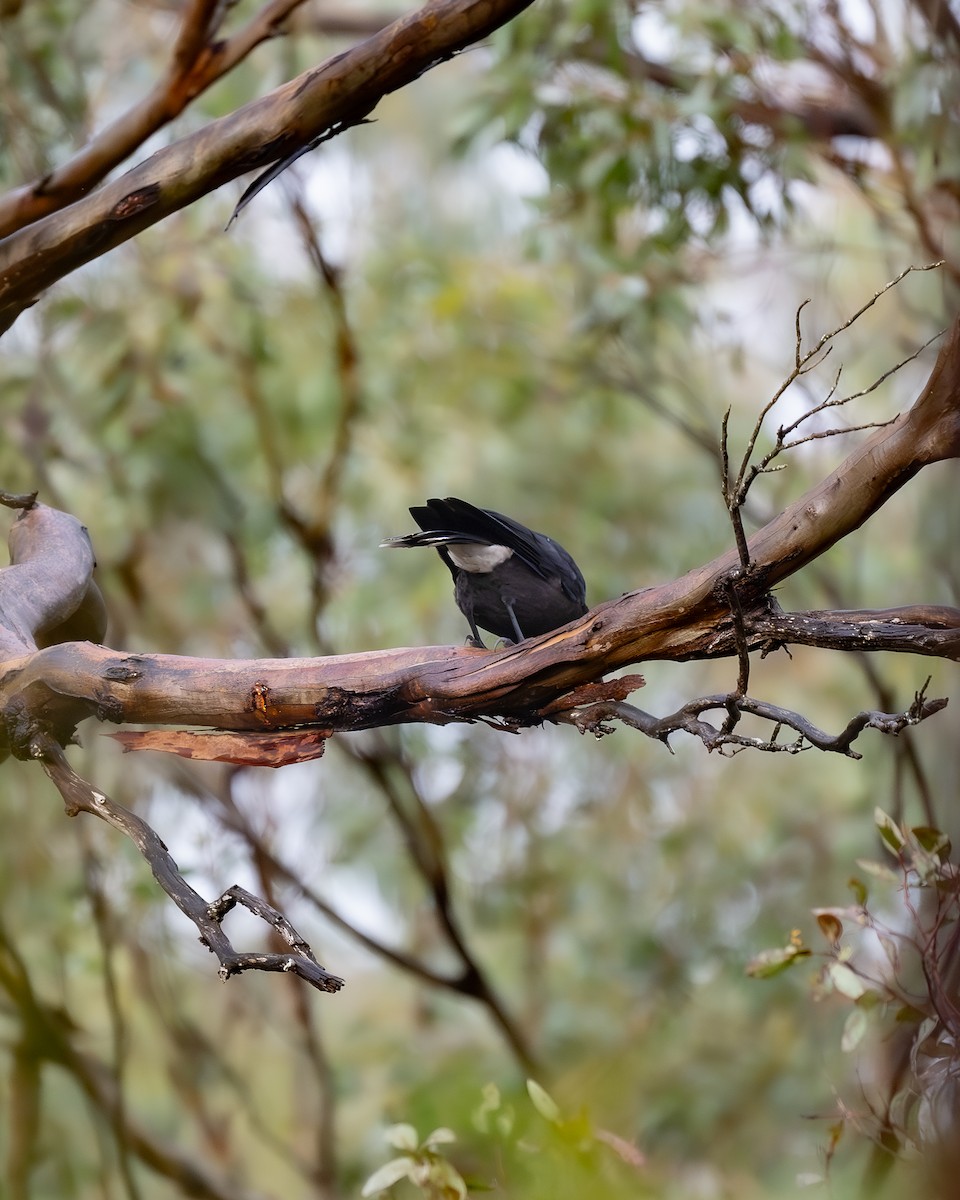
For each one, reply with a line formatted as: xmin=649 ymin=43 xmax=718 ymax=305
xmin=723 ymin=262 xmax=945 ymax=521
xmin=559 ymin=681 xmax=945 ymax=760
xmin=34 ymin=737 xmax=344 ymax=994
xmin=718 ymin=264 xmax=945 ymax=692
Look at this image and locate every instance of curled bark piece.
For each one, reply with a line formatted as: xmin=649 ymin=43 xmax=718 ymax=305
xmin=112 ymin=727 xmax=329 ymax=766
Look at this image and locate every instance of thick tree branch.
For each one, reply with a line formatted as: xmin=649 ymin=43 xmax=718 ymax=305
xmin=0 ymin=302 xmax=954 ymax=1001
xmin=0 ymin=1 xmax=407 ymax=240
xmin=0 ymin=316 xmax=956 ymax=759
xmin=0 ymin=0 xmax=536 ymax=334
xmin=0 ymin=491 xmax=106 ymax=658
xmin=5 ymin=594 xmax=955 ymax=760
xmin=749 ymin=604 xmax=960 ymax=659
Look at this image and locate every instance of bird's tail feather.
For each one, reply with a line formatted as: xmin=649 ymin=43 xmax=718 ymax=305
xmin=380 ymin=531 xmax=488 ymax=549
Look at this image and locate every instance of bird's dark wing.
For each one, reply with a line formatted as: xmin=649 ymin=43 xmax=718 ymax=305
xmin=413 ymin=498 xmax=587 ymax=607
xmin=410 ymin=498 xmax=544 ymax=570
xmin=405 ymin=499 xmax=492 ymax=547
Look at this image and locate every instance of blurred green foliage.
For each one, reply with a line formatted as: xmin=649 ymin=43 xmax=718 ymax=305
xmin=0 ymin=1 xmax=957 ymax=1198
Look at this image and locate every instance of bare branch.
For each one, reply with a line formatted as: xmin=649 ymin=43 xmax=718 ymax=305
xmin=0 ymin=0 xmax=537 ymax=334
xmin=774 ymin=418 xmax=896 ymax=455
xmin=197 ymin=766 xmax=538 ymax=1070
xmin=723 ymin=575 xmax=751 ymax=705
xmin=730 ymin=267 xmax=944 ymax=512
xmin=561 ymin=685 xmax=946 ymax=760
xmin=36 ymin=739 xmax=344 ymax=993
xmin=206 ymin=776 xmax=484 ymax=990
xmin=720 ymin=406 xmax=752 ymax=570
xmin=750 ymin=603 xmax=960 ymax=658
xmin=344 ymin=736 xmax=538 ymax=1071
xmin=0 ymin=0 xmax=353 ymax=239
xmin=274 ymin=184 xmax=365 ymax=623
xmin=78 ymin=834 xmax=142 ymax=1200
xmin=778 ymin=329 xmax=944 ymax=443
xmin=712 ymin=283 xmax=950 ymax=737
xmin=806 ymin=262 xmax=945 ymax=350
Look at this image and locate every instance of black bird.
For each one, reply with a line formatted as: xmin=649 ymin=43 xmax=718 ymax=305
xmin=381 ymin=497 xmax=588 ymax=646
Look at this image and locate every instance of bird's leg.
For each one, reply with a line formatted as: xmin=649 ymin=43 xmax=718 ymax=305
xmin=503 ymin=599 xmax=526 ymax=644
xmin=462 ymin=602 xmax=486 ymax=648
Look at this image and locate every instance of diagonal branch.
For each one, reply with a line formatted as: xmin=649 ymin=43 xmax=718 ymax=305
xmin=0 ymin=0 xmax=379 ymax=239
xmin=0 ymin=314 xmax=957 ymax=756
xmin=36 ymin=738 xmax=344 ymax=993
xmin=0 ymin=0 xmax=536 ymax=334
xmin=346 ymin=736 xmax=537 ymax=1070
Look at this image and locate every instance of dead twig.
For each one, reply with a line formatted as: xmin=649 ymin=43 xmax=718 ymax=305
xmin=715 ymin=270 xmax=946 ymax=744
xmin=35 ymin=737 xmax=344 ymax=994
xmin=723 ymin=263 xmax=945 ymax=534
xmin=558 ymin=683 xmax=945 ymax=760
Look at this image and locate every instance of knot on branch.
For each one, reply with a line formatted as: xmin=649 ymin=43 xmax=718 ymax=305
xmin=0 ymin=696 xmax=75 ymax=764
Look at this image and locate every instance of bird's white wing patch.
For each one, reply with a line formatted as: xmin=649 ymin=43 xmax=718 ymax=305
xmin=447 ymin=544 xmax=513 ymax=573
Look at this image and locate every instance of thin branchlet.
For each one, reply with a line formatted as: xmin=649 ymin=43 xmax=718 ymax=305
xmin=556 ymin=684 xmax=945 ymax=759
xmin=730 ymin=262 xmax=944 ymax=512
